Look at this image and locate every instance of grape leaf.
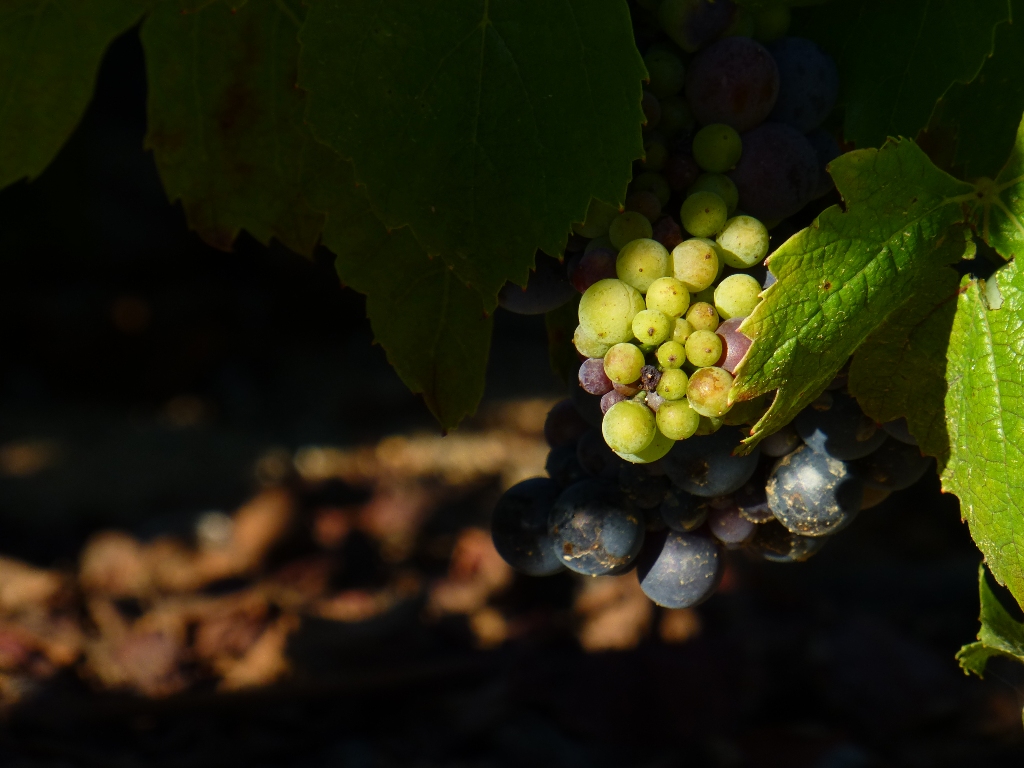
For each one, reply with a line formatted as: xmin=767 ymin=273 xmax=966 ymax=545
xmin=920 ymin=7 xmax=1024 ymax=181
xmin=298 ymin=0 xmax=647 ymax=306
xmin=958 ymin=564 xmax=1024 ymax=677
xmin=942 ymin=259 xmax=1024 ymax=606
xmin=141 ymin=0 xmax=325 ymax=255
xmin=795 ymin=0 xmax=1009 ymax=149
xmin=0 ymin=0 xmax=151 ymax=189
xmin=847 ymin=263 xmax=963 ymax=462
xmin=731 ymin=139 xmax=975 ymax=448
xmin=974 ymin=116 xmax=1024 ymax=260
xmin=303 ymin=151 xmax=492 ymax=431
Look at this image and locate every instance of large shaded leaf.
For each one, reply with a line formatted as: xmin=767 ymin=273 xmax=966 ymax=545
xmin=958 ymin=564 xmax=1024 ymax=677
xmin=731 ymin=139 xmax=975 ymax=448
xmin=0 ymin=0 xmax=150 ymax=189
xmin=141 ymin=0 xmax=325 ymax=254
xmin=942 ymin=259 xmax=1024 ymax=606
xmin=298 ymin=0 xmax=647 ymax=305
xmin=795 ymin=0 xmax=1009 ymax=149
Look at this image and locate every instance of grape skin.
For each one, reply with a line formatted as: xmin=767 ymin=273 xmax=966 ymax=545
xmin=656 ymin=369 xmax=689 ymax=400
xmin=657 ymin=399 xmax=701 ymax=440
xmin=491 ymin=478 xmax=565 ymax=576
xmin=685 ymin=329 xmax=723 ymax=368
xmin=685 ymin=301 xmax=720 ymax=332
xmin=851 ymin=437 xmax=933 ymax=491
xmin=714 ymin=274 xmax=762 ymax=320
xmin=664 ymin=152 xmax=701 ymax=192
xmin=573 ymin=324 xmax=611 ymax=359
xmin=728 ymin=122 xmax=818 ymax=221
xmin=604 ymin=342 xmax=646 ymax=385
xmin=760 ymin=424 xmax=802 ymax=457
xmin=714 ymin=316 xmax=752 ymax=374
xmin=660 ymin=489 xmax=708 ymax=532
xmin=625 ymin=190 xmax=663 ymax=223
xmin=549 ymin=480 xmax=645 ymax=576
xmin=616 ymin=238 xmax=670 ymax=293
xmin=578 ymin=278 xmax=645 ymax=344
xmin=600 ymin=389 xmax=628 ymax=415
xmin=768 ymin=37 xmax=839 ymax=132
xmin=633 ymin=309 xmax=673 ymax=345
xmin=652 ymin=215 xmax=685 ymax=251
xmin=692 ymin=124 xmax=743 ymax=173
xmin=645 ymin=276 xmax=690 ymax=318
xmin=544 ymin=399 xmax=591 ymax=449
xmin=688 ymin=173 xmax=739 ymax=214
xmin=610 ymin=211 xmax=655 ymax=250
xmin=659 ymin=95 xmax=695 ymax=139
xmin=766 ymin=444 xmax=863 ymax=537
xmin=578 ymin=358 xmax=613 ymax=396
xmin=680 ymin=191 xmax=728 ymax=238
xmin=708 ymin=506 xmax=756 ymax=546
xmin=568 ymin=248 xmax=617 ymax=294
xmin=644 ymin=46 xmax=686 ymax=97
xmin=662 ymin=427 xmax=761 ymax=497
xmin=685 ymin=366 xmax=733 ymax=418
xmin=658 ymin=0 xmax=735 ymax=53
xmin=716 ymin=215 xmax=769 ymax=269
xmin=684 ymin=37 xmax=779 ymax=132
xmin=671 ymin=238 xmax=720 ymax=292
xmin=637 ymin=530 xmax=722 ymax=608
xmin=602 ymin=400 xmax=656 ymax=454
xmin=794 ymin=390 xmax=886 ymax=460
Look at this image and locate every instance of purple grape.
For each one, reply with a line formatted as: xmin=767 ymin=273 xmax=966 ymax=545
xmin=708 ymin=506 xmax=756 ymax=546
xmin=768 ymin=37 xmax=839 ymax=132
xmin=728 ymin=123 xmax=818 ymax=220
xmin=491 ymin=478 xmax=565 ymax=576
xmin=715 ymin=317 xmax=752 ymax=374
xmin=625 ymin=190 xmax=662 ymax=223
xmin=544 ymin=399 xmax=591 ymax=449
xmin=576 ymin=429 xmax=621 ymax=478
xmin=579 ymin=358 xmax=614 ymax=396
xmin=549 ymin=480 xmax=644 ymax=576
xmin=498 ymin=253 xmax=575 ymax=315
xmin=684 ymin=37 xmax=779 ymax=132
xmin=659 ymin=0 xmax=737 ymax=53
xmin=664 ymin=152 xmax=701 ymax=192
xmin=600 ymin=389 xmax=627 ymax=414
xmin=660 ymin=488 xmax=709 ymax=532
xmin=652 ymin=215 xmax=684 ymax=251
xmin=613 ymin=379 xmax=643 ymax=397
xmin=640 ymin=365 xmax=662 ymax=392
xmin=567 ymin=248 xmax=617 ymax=293
xmin=637 ymin=530 xmax=723 ymax=608
xmin=806 ymin=127 xmax=842 ymax=200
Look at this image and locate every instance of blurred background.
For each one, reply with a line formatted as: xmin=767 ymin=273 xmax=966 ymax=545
xmin=0 ymin=30 xmax=1022 ymax=768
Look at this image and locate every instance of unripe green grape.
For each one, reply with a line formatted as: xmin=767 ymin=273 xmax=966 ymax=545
xmin=685 ymin=301 xmax=719 ymax=332
xmin=688 ymin=173 xmax=739 ymax=214
xmin=714 ymin=273 xmax=762 ymax=320
xmin=615 ymin=426 xmax=675 ymax=464
xmin=645 ymin=276 xmax=690 ymax=318
xmin=656 ymin=340 xmax=686 ymax=369
xmin=656 ymin=368 xmax=689 ymax=400
xmin=671 ymin=238 xmax=719 ymax=292
xmin=716 ymin=215 xmax=769 ymax=268
xmin=680 ymin=191 xmax=728 ymax=238
xmin=722 ymin=6 xmax=755 ymax=37
xmin=657 ymin=399 xmax=701 ymax=440
xmin=695 ymin=414 xmax=724 ymax=435
xmin=585 ymin=235 xmax=616 ymax=255
xmin=643 ymin=139 xmax=668 ymax=172
xmin=631 ymin=171 xmax=672 ymax=206
xmin=616 ymin=238 xmax=669 ymax=292
xmin=686 ymin=366 xmax=734 ymax=418
xmin=609 ymin=212 xmax=654 ymax=250
xmin=685 ymin=329 xmax=723 ymax=367
xmin=573 ymin=198 xmax=619 ymax=238
xmin=692 ymin=124 xmax=743 ymax=173
xmin=603 ymin=342 xmax=646 ymax=385
xmin=671 ymin=317 xmax=694 ymax=345
xmin=659 ymin=96 xmax=694 ymax=138
xmin=753 ymin=5 xmax=790 ymax=42
xmin=574 ymin=324 xmax=611 ymax=359
xmin=602 ymin=400 xmax=656 ymax=454
xmin=579 ymin=278 xmax=644 ymax=343
xmin=632 ymin=309 xmax=672 ymax=345
xmin=643 ymin=47 xmax=686 ymax=98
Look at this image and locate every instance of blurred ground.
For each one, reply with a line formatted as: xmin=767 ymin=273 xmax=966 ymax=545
xmin=0 ymin=29 xmax=1022 ymax=768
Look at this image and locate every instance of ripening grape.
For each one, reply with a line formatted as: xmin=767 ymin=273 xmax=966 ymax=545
xmin=656 ymin=368 xmax=689 ymax=400
xmin=652 ymin=215 xmax=684 ymax=251
xmin=632 ymin=171 xmax=672 ymax=207
xmin=685 ymin=329 xmax=723 ymax=368
xmin=632 ymin=309 xmax=673 ymax=345
xmin=625 ymin=190 xmax=663 ymax=223
xmin=659 ymin=96 xmax=695 ymax=138
xmin=671 ymin=238 xmax=719 ymax=292
xmin=714 ymin=317 xmax=752 ymax=374
xmin=604 ymin=342 xmax=646 ymax=385
xmin=671 ymin=317 xmax=694 ymax=344
xmin=568 ymin=248 xmax=617 ymax=293
xmin=768 ymin=37 xmax=839 ymax=132
xmin=680 ymin=191 xmax=728 ymax=238
xmin=573 ymin=198 xmax=619 ymax=238
xmin=644 ymin=46 xmax=686 ymax=97
xmin=645 ymin=276 xmax=690 ymax=318
xmin=616 ymin=238 xmax=670 ymax=293
xmin=664 ymin=152 xmax=701 ymax=192
xmin=656 ymin=340 xmax=686 ymax=369
xmin=585 ymin=236 xmax=616 ymax=255
xmin=714 ymin=274 xmax=762 ymax=320
xmin=609 ymin=211 xmax=655 ymax=250
xmin=685 ymin=37 xmax=780 ymax=132
xmin=716 ymin=215 xmax=769 ymax=268
xmin=578 ymin=278 xmax=645 ymax=344
xmin=600 ymin=389 xmax=627 ymax=415
xmin=573 ymin=324 xmax=611 ymax=359
xmin=688 ymin=173 xmax=739 ymax=214
xmin=578 ymin=358 xmax=614 ymax=396
xmin=728 ymin=122 xmax=818 ymax=221
xmin=602 ymin=400 xmax=657 ymax=454
xmin=692 ymin=124 xmax=743 ymax=173
xmin=686 ymin=366 xmax=734 ymax=418
xmin=657 ymin=399 xmax=701 ymax=440
xmin=662 ymin=427 xmax=759 ymax=497
xmin=685 ymin=301 xmax=719 ymax=332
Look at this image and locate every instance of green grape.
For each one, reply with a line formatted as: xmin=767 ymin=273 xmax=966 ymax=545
xmin=670 ymin=238 xmax=719 ymax=293
xmin=753 ymin=5 xmax=790 ymax=42
xmin=714 ymin=273 xmax=762 ymax=320
xmin=656 ymin=368 xmax=689 ymax=400
xmin=691 ymin=284 xmax=717 ymax=305
xmin=632 ymin=309 xmax=672 ymax=345
xmin=602 ymin=400 xmax=656 ymax=454
xmin=616 ymin=238 xmax=669 ymax=292
xmin=657 ymin=399 xmax=701 ymax=440
xmin=694 ymin=414 xmax=724 ymax=435
xmin=643 ymin=139 xmax=668 ymax=172
xmin=644 ymin=47 xmax=686 ymax=98
xmin=692 ymin=124 xmax=743 ymax=173
xmin=578 ymin=278 xmax=645 ymax=343
xmin=685 ymin=301 xmax=720 ymax=332
xmin=609 ymin=212 xmax=654 ymax=250
xmin=573 ymin=198 xmax=619 ymax=238
xmin=631 ymin=171 xmax=672 ymax=206
xmin=656 ymin=340 xmax=686 ymax=369
xmin=722 ymin=6 xmax=755 ymax=37
xmin=645 ymin=276 xmax=690 ymax=318
xmin=716 ymin=215 xmax=769 ymax=268
xmin=603 ymin=342 xmax=645 ymax=384
xmin=722 ymin=393 xmax=767 ymax=426
xmin=686 ymin=366 xmax=734 ymax=418
xmin=671 ymin=317 xmax=694 ymax=345
xmin=615 ymin=426 xmax=675 ymax=464
xmin=574 ymin=324 xmax=611 ymax=359
xmin=585 ymin=235 xmax=617 ymax=255
xmin=659 ymin=96 xmax=694 ymax=138
xmin=680 ymin=191 xmax=728 ymax=238
xmin=685 ymin=329 xmax=723 ymax=367
xmin=688 ymin=173 xmax=738 ymax=214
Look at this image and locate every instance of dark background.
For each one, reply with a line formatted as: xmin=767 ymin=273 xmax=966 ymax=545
xmin=0 ymin=30 xmax=1022 ymax=768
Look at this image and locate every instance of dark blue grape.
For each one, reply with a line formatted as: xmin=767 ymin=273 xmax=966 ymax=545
xmin=852 ymin=438 xmax=932 ymax=491
xmin=549 ymin=480 xmax=644 ymax=576
xmin=728 ymin=122 xmax=818 ymax=220
xmin=546 ymin=443 xmax=588 ymax=488
xmin=806 ymin=127 xmax=841 ymax=199
xmin=619 ymin=462 xmax=671 ymax=509
xmin=794 ymin=391 xmax=886 ymax=460
xmin=768 ymin=37 xmax=839 ymax=132
xmin=544 ymin=399 xmax=591 ymax=449
xmin=637 ymin=530 xmax=723 ymax=608
xmin=661 ymin=427 xmax=761 ymax=497
xmin=734 ymin=481 xmax=774 ymax=523
xmin=498 ymin=254 xmax=575 ymax=315
xmin=759 ymin=424 xmax=801 ymax=457
xmin=664 ymin=151 xmax=701 ymax=192
xmin=576 ymin=429 xmax=621 ymax=478
xmin=766 ymin=445 xmax=863 ymax=537
xmin=660 ymin=488 xmax=709 ymax=532
xmin=491 ymin=478 xmax=565 ymax=576
xmin=749 ymin=519 xmax=826 ymax=562
xmin=658 ymin=0 xmax=736 ymax=53
xmin=881 ymin=417 xmax=917 ymax=446
xmin=685 ymin=37 xmax=779 ymax=132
